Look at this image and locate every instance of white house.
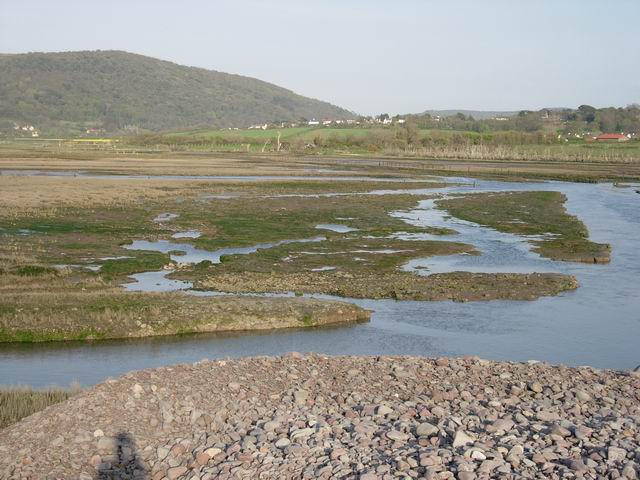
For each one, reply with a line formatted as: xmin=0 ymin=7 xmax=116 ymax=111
xmin=308 ymin=120 xmax=320 ymax=126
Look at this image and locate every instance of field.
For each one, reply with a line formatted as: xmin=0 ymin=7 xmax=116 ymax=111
xmin=143 ymin=126 xmax=640 ymax=164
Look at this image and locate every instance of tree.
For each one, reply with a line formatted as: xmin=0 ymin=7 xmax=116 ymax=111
xmin=515 ymin=112 xmax=543 ymax=132
xmin=599 ymin=110 xmax=617 ymax=133
xmin=578 ymin=105 xmax=596 ymax=123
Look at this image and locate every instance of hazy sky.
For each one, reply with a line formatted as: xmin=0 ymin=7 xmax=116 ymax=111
xmin=1 ymin=0 xmax=638 ymax=115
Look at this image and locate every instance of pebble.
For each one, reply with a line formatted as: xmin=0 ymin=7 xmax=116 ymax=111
xmin=528 ymin=382 xmax=543 ymax=393
xmin=167 ymin=466 xmax=188 ymax=480
xmin=275 ymin=438 xmax=291 ymax=449
xmin=386 ymin=430 xmax=409 ymax=442
xmin=0 ymin=354 xmax=637 ymax=479
xmin=608 ymin=446 xmax=628 ymax=462
xmin=453 ymin=431 xmax=475 ymax=448
xmin=415 ymin=422 xmax=439 ymax=437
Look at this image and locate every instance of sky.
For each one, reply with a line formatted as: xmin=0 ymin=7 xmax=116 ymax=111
xmin=1 ymin=0 xmax=638 ymax=116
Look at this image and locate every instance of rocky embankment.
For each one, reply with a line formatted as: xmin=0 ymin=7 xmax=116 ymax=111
xmin=1 ymin=355 xmax=638 ymax=480
xmin=197 ymin=271 xmax=579 ymax=302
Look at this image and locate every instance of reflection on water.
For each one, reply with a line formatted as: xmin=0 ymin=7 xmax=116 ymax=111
xmin=1 ymin=178 xmax=639 ymax=386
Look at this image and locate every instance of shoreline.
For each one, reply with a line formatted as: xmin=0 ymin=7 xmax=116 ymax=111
xmin=1 ymin=354 xmax=638 ymax=479
xmin=0 ymin=295 xmax=370 ymax=344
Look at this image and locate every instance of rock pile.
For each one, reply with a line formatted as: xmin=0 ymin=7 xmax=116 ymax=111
xmin=1 ymin=355 xmax=638 ymax=479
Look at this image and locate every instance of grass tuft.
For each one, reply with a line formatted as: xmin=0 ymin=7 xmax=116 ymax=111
xmin=0 ymin=386 xmax=79 ymax=429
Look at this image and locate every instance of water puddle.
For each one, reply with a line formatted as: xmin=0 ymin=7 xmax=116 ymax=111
xmin=153 ymin=213 xmax=179 ymax=223
xmin=54 ymin=264 xmax=102 ymax=272
xmin=315 ymin=223 xmax=359 ymax=233
xmin=0 ymin=228 xmax=35 ymax=236
xmin=124 ymin=271 xmax=193 ymax=292
xmin=122 ymin=236 xmax=326 ymax=292
xmin=171 ymin=230 xmax=202 ymax=239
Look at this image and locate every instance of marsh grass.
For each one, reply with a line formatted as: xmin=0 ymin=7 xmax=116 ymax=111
xmin=438 ymin=191 xmax=611 ymax=263
xmin=0 ymin=287 xmax=369 ymax=343
xmin=202 ymin=236 xmax=474 ymax=276
xmin=0 ymin=385 xmax=79 ymax=429
xmin=99 ymin=252 xmax=169 ymax=278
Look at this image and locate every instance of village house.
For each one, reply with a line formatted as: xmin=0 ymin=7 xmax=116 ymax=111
xmin=307 ymin=120 xmax=320 ymax=126
xmin=595 ymin=133 xmax=629 ymax=142
xmin=14 ymin=123 xmax=36 ymax=132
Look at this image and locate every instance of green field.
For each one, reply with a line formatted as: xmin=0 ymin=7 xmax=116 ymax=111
xmin=172 ymin=126 xmax=317 ymax=139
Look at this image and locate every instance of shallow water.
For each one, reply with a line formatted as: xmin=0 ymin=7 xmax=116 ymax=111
xmin=0 ymin=170 xmax=432 ymax=183
xmin=122 ymin=236 xmax=325 ymax=292
xmin=153 ymin=212 xmax=179 ymax=223
xmin=2 ymin=177 xmax=639 ymax=387
xmin=171 ymin=231 xmax=202 ymax=239
xmin=315 ymin=223 xmax=359 ymax=233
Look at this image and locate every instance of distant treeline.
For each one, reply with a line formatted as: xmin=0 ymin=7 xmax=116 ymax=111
xmin=403 ymin=105 xmax=640 ymax=135
xmin=125 ymin=105 xmax=640 ymax=154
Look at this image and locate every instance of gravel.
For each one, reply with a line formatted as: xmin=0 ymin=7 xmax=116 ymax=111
xmin=0 ymin=354 xmax=638 ymax=479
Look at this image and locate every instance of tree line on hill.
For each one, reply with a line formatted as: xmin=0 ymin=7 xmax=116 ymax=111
xmin=401 ymin=105 xmax=640 ymax=135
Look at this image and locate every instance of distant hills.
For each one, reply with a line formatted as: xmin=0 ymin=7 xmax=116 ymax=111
xmin=0 ymin=51 xmax=354 ymax=134
xmin=422 ymin=109 xmax=518 ymax=120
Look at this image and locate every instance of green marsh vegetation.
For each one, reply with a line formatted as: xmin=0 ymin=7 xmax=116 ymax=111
xmin=0 ymin=172 xmax=585 ymax=342
xmin=438 ymin=191 xmax=611 ymax=263
xmin=1 ymin=177 xmax=447 ymax=342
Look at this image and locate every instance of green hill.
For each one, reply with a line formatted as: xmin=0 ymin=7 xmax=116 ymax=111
xmin=0 ymin=50 xmax=354 ymax=135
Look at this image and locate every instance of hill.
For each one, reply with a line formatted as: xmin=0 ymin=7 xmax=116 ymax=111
xmin=0 ymin=51 xmax=354 ymax=135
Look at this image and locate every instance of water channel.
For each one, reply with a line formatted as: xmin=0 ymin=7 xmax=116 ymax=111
xmin=1 ymin=176 xmax=639 ymax=386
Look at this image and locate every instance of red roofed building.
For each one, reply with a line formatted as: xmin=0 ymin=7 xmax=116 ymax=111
xmin=595 ymin=133 xmax=629 ymax=142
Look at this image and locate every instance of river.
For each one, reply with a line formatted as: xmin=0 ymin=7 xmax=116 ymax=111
xmin=1 ymin=177 xmax=638 ymax=387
